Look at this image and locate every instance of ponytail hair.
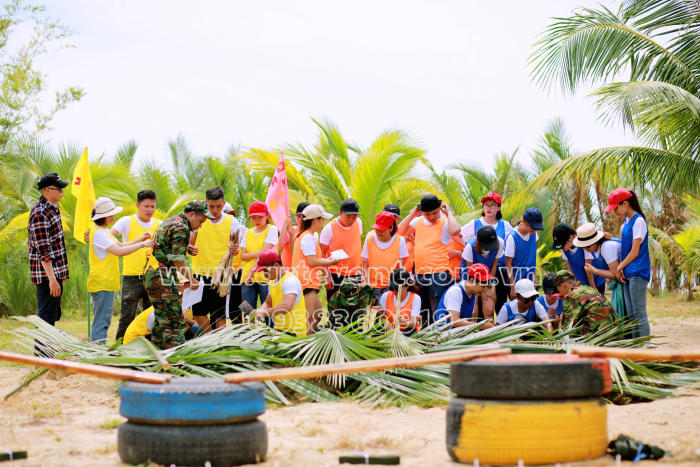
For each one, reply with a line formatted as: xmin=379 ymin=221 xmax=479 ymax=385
xmin=297 ymin=217 xmax=315 ymax=238
xmin=625 ymin=190 xmax=646 ymax=220
xmin=91 ymin=208 xmax=107 ymax=226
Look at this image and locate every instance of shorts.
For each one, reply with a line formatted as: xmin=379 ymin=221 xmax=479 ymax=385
xmin=303 ymin=287 xmax=319 ymax=296
xmin=191 ymin=274 xmax=227 ymax=321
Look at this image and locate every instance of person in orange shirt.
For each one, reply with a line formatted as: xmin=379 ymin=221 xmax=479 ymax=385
xmin=379 ymin=268 xmax=422 ymax=334
xmin=384 ymin=203 xmax=414 ymax=273
xmin=397 ymin=194 xmax=461 ymax=325
xmin=292 ymin=204 xmax=340 ymax=334
xmin=361 ymin=211 xmax=409 ymax=299
xmin=319 ymin=199 xmax=363 ymax=300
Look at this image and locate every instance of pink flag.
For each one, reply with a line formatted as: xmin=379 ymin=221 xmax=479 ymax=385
xmin=265 ymin=152 xmax=292 ymax=266
xmin=265 ymin=152 xmax=290 ymax=228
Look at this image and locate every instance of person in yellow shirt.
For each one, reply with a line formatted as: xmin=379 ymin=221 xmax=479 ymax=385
xmin=189 ymin=187 xmax=243 ymax=331
xmin=109 ymin=189 xmax=162 ymax=342
xmin=252 ymin=250 xmax=307 ymax=336
xmin=122 ymin=306 xmax=201 ymax=345
xmin=240 ymin=201 xmax=278 ymax=308
xmin=88 ymin=197 xmax=154 ymax=343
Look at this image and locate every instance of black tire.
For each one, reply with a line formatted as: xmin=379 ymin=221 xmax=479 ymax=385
xmin=450 ymin=354 xmax=611 ymax=399
xmin=118 ymin=420 xmax=267 ymax=466
xmin=119 ymin=377 xmax=265 ymax=425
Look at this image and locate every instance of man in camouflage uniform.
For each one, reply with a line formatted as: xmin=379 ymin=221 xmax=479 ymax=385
xmin=145 ymin=201 xmax=214 ymax=349
xmin=553 ymin=270 xmax=617 ymax=335
xmin=327 ymin=275 xmax=377 ymax=329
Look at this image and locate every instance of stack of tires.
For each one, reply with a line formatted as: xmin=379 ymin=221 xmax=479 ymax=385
xmin=118 ymin=377 xmax=268 ymax=466
xmin=447 ymin=354 xmax=612 ymax=465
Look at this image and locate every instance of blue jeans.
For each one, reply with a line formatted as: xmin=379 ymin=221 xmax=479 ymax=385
xmin=416 ymin=272 xmax=453 ymax=325
xmin=241 ymin=282 xmax=269 ymax=308
xmin=622 ymin=276 xmax=650 ymax=338
xmin=91 ymin=291 xmax=115 ymax=343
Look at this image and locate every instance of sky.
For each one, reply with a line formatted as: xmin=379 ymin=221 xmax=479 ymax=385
xmin=37 ymin=0 xmax=637 ymax=173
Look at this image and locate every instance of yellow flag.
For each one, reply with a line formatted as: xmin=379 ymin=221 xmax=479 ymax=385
xmin=72 ymin=148 xmax=95 ymax=243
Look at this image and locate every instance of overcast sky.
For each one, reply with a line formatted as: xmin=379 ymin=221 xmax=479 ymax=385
xmin=39 ymin=0 xmax=637 ymax=173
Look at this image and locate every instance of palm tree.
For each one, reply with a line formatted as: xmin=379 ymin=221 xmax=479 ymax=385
xmin=529 ymin=0 xmax=700 ymax=194
xmin=244 ymin=119 xmax=428 ymax=230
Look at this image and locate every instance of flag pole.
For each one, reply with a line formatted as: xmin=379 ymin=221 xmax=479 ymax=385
xmin=86 ymin=240 xmax=91 ymax=339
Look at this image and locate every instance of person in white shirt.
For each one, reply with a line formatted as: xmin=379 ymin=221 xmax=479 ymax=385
xmin=496 ymin=279 xmax=553 ymax=332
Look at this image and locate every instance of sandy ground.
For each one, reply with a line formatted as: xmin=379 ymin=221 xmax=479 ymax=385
xmin=1 ymin=318 xmax=699 ymax=466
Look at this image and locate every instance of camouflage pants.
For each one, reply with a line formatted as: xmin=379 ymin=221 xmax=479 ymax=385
xmin=144 ymin=267 xmax=185 ymax=349
xmin=327 ymin=276 xmax=378 ymax=329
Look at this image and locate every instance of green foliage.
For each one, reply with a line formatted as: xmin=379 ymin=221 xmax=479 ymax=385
xmin=8 ymin=315 xmax=700 ymax=407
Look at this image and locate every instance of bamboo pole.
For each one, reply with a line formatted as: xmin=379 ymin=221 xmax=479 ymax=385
xmin=0 ymin=351 xmax=171 ymax=384
xmin=224 ymin=345 xmax=510 ymax=384
xmin=572 ymin=346 xmax=700 ymax=362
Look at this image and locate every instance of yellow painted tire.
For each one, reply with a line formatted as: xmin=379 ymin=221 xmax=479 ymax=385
xmin=446 ymin=397 xmax=607 ymax=464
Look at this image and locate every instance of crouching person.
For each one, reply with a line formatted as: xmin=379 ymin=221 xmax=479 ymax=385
xmin=253 ymin=250 xmax=308 ymax=336
xmin=434 ymin=264 xmax=496 ymax=328
xmin=495 ymin=278 xmax=553 ymax=331
xmin=122 ymin=306 xmax=202 ymax=345
xmin=552 ymin=270 xmax=617 ymax=335
xmin=379 ymin=268 xmax=421 ymax=334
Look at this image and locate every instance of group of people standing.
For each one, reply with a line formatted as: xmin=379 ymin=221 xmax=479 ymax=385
xmin=28 ymin=171 xmax=651 ymax=350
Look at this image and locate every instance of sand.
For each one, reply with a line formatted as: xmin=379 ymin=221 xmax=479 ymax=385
xmin=1 ymin=317 xmax=699 ymax=466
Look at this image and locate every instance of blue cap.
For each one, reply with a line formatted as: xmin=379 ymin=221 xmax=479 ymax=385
xmin=523 ymin=207 xmax=543 ymax=230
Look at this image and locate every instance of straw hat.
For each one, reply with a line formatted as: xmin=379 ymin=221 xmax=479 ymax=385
xmin=91 ymin=197 xmax=123 ymax=221
xmin=572 ymin=222 xmax=604 ymax=248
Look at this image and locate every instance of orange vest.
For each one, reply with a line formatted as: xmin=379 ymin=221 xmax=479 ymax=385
xmin=414 ymin=216 xmax=449 ymax=274
xmin=404 ymin=236 xmax=415 ymax=273
xmin=326 ymin=219 xmax=362 ymax=276
xmin=448 ymin=237 xmax=463 ymax=280
xmin=384 ymin=291 xmax=421 ymax=331
xmin=292 ymin=231 xmax=324 ymax=289
xmin=366 ymin=232 xmax=401 ymax=288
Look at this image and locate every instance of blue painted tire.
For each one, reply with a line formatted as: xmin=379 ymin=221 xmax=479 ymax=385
xmin=119 ymin=377 xmax=265 ymax=425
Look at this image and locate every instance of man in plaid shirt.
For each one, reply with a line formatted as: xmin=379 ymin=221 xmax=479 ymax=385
xmin=28 ymin=173 xmax=70 ymax=327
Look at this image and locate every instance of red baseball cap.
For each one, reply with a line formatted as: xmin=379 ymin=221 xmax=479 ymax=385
xmin=481 ymin=192 xmax=502 ymax=205
xmin=251 ymin=249 xmax=281 ymax=272
xmin=372 ymin=211 xmax=395 ymax=231
xmin=467 ymin=263 xmax=496 ymax=284
xmin=248 ymin=201 xmax=268 ymax=216
xmin=604 ymin=188 xmax=632 ymax=213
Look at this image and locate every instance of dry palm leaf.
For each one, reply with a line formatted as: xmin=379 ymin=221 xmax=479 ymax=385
xmin=212 ymin=231 xmax=240 ymax=297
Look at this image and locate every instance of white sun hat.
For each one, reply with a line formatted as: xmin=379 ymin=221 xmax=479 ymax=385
xmin=572 ymin=222 xmax=605 ymax=248
xmin=514 ymin=279 xmax=538 ymax=298
xmin=91 ymin=196 xmax=123 ymax=221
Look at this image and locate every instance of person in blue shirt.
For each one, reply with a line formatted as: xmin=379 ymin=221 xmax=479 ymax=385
xmin=605 ymin=188 xmax=651 ymax=337
xmin=460 ymin=225 xmax=503 ymax=320
xmin=496 ymin=279 xmax=553 ymax=332
xmin=505 ymin=208 xmax=542 ymax=299
xmin=537 ymin=273 xmax=563 ymax=329
xmin=435 ymin=263 xmax=496 ymax=328
xmin=552 ymin=223 xmax=600 ymax=292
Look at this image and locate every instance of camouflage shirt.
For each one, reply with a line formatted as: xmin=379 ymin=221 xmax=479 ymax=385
xmin=561 ymin=282 xmax=616 ymax=335
xmin=152 ymin=213 xmax=191 ymax=267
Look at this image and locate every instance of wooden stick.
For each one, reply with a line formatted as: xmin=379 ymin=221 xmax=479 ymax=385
xmin=224 ymin=345 xmax=510 ymax=383
xmin=572 ymin=346 xmax=700 ymax=362
xmin=0 ymin=351 xmax=171 ymax=384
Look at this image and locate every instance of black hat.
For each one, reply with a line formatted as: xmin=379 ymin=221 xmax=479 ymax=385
xmin=523 ymin=207 xmax=543 ymax=230
xmin=389 ymin=268 xmax=414 ymax=290
xmin=476 ymin=225 xmax=499 ymax=251
xmin=340 ymin=198 xmax=360 ymax=215
xmin=383 ymin=203 xmax=400 ymax=218
xmin=542 ymin=273 xmax=556 ymax=294
xmin=37 ymin=173 xmax=69 ymax=190
xmin=295 ymin=201 xmax=310 ymax=215
xmin=418 ymin=194 xmax=442 ymax=212
xmin=552 ymin=223 xmax=575 ymax=250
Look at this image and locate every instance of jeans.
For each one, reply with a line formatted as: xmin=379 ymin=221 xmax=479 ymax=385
xmin=373 ymin=287 xmax=389 ymax=301
xmin=622 ymin=276 xmax=650 ymax=338
xmin=241 ymin=282 xmax=269 ymax=308
xmin=416 ymin=272 xmax=453 ymax=325
xmin=185 ymin=323 xmax=204 ymax=340
xmin=91 ymin=290 xmax=115 ymax=343
xmin=116 ymin=275 xmax=151 ymax=340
